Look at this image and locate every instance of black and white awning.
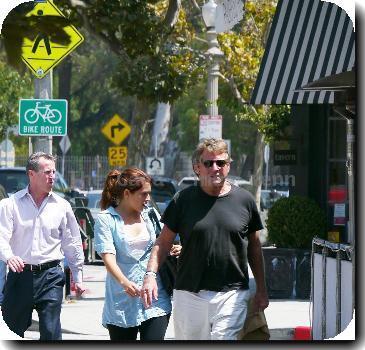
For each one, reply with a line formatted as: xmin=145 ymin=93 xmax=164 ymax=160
xmin=250 ymin=0 xmax=355 ymax=105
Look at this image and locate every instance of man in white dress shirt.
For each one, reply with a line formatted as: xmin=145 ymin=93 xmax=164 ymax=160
xmin=0 ymin=152 xmax=85 ymax=340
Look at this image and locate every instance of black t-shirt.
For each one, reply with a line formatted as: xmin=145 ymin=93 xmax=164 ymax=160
xmin=161 ymin=184 xmax=263 ymax=293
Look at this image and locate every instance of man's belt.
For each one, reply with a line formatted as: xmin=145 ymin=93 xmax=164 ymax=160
xmin=23 ymin=260 xmax=61 ymax=272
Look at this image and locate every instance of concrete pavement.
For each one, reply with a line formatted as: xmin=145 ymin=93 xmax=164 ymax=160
xmin=0 ymin=264 xmax=311 ymax=341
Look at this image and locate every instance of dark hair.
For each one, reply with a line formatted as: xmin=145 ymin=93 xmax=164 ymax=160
xmin=100 ymin=168 xmax=151 ymax=210
xmin=26 ymin=152 xmax=57 ymax=172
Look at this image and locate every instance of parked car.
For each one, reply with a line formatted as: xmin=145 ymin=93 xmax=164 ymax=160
xmin=85 ymin=189 xmax=103 ymax=220
xmin=0 ymin=167 xmax=70 ymax=197
xmin=151 ymin=176 xmax=179 ymax=213
xmin=227 ymin=175 xmax=252 ymax=187
xmin=86 ymin=188 xmax=163 ymax=220
xmin=177 ymin=176 xmax=199 ymax=190
xmin=260 ymin=189 xmax=287 ymax=210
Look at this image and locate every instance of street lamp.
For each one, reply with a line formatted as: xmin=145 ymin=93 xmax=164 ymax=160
xmin=202 ymin=0 xmax=224 ymax=117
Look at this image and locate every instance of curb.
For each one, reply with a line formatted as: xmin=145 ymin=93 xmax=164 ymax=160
xmin=269 ymin=328 xmax=294 ymax=340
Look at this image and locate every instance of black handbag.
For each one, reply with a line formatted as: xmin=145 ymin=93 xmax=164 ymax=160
xmin=148 ymin=208 xmax=178 ymax=296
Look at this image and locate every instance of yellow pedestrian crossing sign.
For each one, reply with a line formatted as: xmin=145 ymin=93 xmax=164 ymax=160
xmin=21 ymin=1 xmax=84 ymax=78
xmin=101 ymin=114 xmax=131 ymax=146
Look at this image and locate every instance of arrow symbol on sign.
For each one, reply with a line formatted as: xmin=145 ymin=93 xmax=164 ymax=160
xmin=149 ymin=158 xmax=161 ymax=169
xmin=111 ymin=123 xmax=124 ymax=138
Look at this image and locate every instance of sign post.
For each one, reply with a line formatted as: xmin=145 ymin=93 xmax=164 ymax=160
xmin=264 ymin=144 xmax=270 ymax=190
xmin=101 ymin=114 xmax=131 ymax=146
xmin=101 ymin=114 xmax=131 ymax=167
xmin=21 ymin=1 xmax=84 ymax=79
xmin=0 ymin=139 xmax=15 ymax=167
xmin=19 ymin=99 xmax=67 ymax=136
xmin=19 ymin=0 xmax=84 ymax=154
xmin=199 ymin=115 xmax=222 ymax=140
xmin=108 ymin=146 xmax=128 ymax=167
xmin=59 ymin=135 xmax=71 ymax=176
xmin=146 ymin=157 xmax=165 ymax=176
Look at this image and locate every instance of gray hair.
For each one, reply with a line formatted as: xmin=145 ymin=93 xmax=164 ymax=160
xmin=26 ymin=152 xmax=57 ymax=172
xmin=192 ymin=138 xmax=230 ymax=165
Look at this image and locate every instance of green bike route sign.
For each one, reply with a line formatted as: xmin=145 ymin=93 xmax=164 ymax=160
xmin=19 ymin=99 xmax=68 ymax=136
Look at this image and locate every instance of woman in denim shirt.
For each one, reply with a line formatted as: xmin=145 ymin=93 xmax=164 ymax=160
xmin=94 ymin=168 xmax=179 ymax=340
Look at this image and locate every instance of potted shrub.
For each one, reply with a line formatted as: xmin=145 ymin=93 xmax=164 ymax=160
xmin=264 ymin=196 xmax=327 ymax=299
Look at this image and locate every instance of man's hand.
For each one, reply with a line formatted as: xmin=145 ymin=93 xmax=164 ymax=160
xmin=74 ymin=282 xmax=86 ymax=297
xmin=141 ymin=275 xmax=158 ymax=308
xmin=253 ymin=291 xmax=269 ymax=313
xmin=170 ymin=244 xmax=181 ymax=257
xmin=7 ymin=256 xmax=24 ymax=272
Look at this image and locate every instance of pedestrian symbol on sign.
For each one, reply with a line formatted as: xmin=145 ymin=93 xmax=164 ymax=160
xmin=32 ymin=10 xmax=52 ymax=55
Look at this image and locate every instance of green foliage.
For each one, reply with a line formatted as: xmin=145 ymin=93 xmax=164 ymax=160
xmin=218 ymin=0 xmax=291 ymax=142
xmin=0 ymin=54 xmax=33 ymax=138
xmin=54 ymin=31 xmax=135 ymax=156
xmin=266 ymin=196 xmax=327 ymax=249
xmin=237 ymin=104 xmax=291 ymax=143
xmin=63 ymin=0 xmax=204 ymax=103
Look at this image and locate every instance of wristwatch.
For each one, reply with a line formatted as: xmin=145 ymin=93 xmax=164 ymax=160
xmin=145 ymin=271 xmax=157 ymax=278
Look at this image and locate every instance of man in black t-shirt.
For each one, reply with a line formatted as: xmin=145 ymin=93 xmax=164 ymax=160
xmin=142 ymin=138 xmax=269 ymax=340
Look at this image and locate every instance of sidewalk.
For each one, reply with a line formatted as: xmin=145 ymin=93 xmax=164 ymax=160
xmin=0 ymin=264 xmax=311 ymax=341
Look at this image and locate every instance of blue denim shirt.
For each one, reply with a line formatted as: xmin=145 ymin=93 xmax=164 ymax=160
xmin=94 ymin=207 xmax=171 ymax=328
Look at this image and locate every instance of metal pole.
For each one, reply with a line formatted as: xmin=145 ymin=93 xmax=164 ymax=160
xmin=62 ymin=154 xmax=65 ymax=177
xmin=346 ymin=118 xmax=354 ymax=245
xmin=336 ymin=248 xmax=341 ymax=335
xmin=33 ymin=70 xmax=53 ymax=154
xmin=321 ymin=246 xmax=328 ymax=339
xmin=206 ymin=27 xmax=223 ymax=117
xmin=5 ymin=128 xmax=8 ymax=166
xmin=155 ymin=136 xmax=158 ymax=158
xmin=333 ymin=106 xmax=355 ymax=246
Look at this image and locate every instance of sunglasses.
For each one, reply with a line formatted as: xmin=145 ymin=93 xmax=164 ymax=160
xmin=201 ymin=159 xmax=230 ymax=168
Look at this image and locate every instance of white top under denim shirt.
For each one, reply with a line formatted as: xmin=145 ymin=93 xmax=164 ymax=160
xmin=94 ymin=206 xmax=171 ymax=328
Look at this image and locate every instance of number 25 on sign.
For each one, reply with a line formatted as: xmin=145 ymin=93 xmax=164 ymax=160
xmin=108 ymin=146 xmax=127 ymax=167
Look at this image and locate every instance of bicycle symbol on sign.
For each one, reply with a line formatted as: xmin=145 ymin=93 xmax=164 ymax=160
xmin=24 ymin=102 xmax=62 ymax=124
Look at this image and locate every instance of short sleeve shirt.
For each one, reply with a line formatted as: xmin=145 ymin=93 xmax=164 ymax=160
xmin=161 ymin=184 xmax=263 ymax=293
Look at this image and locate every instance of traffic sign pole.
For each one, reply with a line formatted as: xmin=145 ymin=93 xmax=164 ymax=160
xmin=33 ymin=70 xmax=53 ymax=154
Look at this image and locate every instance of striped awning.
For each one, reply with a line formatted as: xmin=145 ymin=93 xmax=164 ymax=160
xmin=250 ymin=0 xmax=355 ymax=105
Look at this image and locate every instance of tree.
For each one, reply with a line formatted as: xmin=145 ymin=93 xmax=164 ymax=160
xmin=0 ymin=50 xmax=33 ymax=156
xmin=56 ymin=0 xmax=204 ymax=167
xmin=53 ymin=30 xmax=136 ymax=156
xmin=216 ymin=0 xmax=291 ymax=204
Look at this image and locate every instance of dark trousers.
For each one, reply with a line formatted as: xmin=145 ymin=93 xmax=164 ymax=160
xmin=107 ymin=314 xmax=170 ymax=341
xmin=2 ymin=265 xmax=65 ymax=340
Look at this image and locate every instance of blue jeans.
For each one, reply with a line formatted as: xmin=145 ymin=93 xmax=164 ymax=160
xmin=0 ymin=261 xmax=6 ymax=305
xmin=2 ymin=265 xmax=65 ymax=340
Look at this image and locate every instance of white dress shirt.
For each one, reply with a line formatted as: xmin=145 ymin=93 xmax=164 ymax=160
xmin=0 ymin=187 xmax=84 ymax=282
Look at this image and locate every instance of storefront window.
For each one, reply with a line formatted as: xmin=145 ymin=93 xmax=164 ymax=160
xmin=329 ymin=119 xmax=346 ymax=159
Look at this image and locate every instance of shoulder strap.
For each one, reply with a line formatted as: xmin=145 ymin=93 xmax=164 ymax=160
xmin=148 ymin=208 xmax=162 ymax=236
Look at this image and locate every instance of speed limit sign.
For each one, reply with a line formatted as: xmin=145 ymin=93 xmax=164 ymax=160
xmin=108 ymin=146 xmax=127 ymax=167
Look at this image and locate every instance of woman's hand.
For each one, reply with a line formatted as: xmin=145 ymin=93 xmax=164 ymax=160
xmin=141 ymin=275 xmax=158 ymax=308
xmin=122 ymin=280 xmax=141 ymax=297
xmin=169 ymin=244 xmax=181 ymax=257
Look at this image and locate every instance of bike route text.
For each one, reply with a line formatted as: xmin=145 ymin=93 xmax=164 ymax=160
xmin=21 ymin=125 xmax=63 ymax=134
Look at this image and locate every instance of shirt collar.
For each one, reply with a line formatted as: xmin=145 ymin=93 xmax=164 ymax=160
xmin=16 ymin=185 xmax=55 ymax=200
